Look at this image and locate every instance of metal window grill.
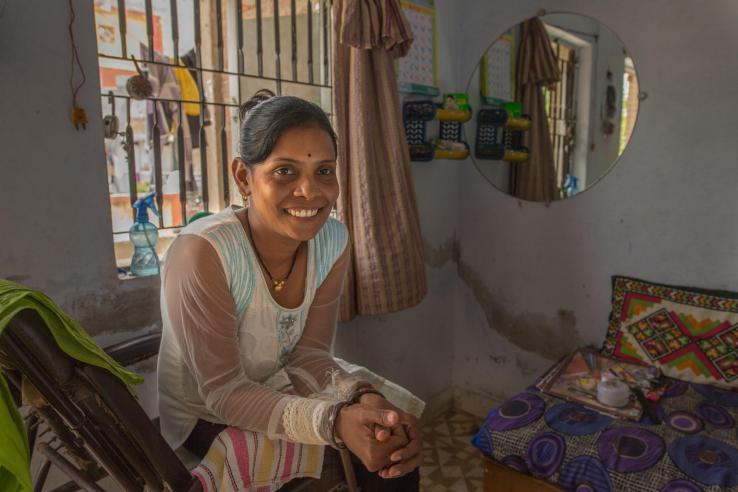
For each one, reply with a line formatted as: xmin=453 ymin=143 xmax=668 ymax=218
xmin=95 ymin=0 xmax=332 ymax=239
xmin=619 ymin=61 xmax=638 ymax=155
xmin=543 ymin=39 xmax=577 ymax=195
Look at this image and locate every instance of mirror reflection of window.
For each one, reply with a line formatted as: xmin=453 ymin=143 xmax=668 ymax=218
xmin=541 ymin=21 xmax=595 ymax=199
xmin=620 ymin=57 xmax=639 ymax=155
xmin=543 ymin=37 xmax=579 ymax=198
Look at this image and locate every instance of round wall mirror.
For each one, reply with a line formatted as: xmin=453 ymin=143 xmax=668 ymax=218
xmin=466 ymin=13 xmax=641 ymax=202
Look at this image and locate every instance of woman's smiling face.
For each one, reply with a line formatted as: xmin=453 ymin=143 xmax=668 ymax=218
xmin=236 ymin=123 xmax=339 ymax=243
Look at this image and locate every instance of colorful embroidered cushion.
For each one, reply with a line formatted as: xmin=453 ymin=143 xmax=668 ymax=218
xmin=602 ymin=276 xmax=738 ymax=388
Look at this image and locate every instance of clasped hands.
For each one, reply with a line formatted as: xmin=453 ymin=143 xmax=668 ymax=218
xmin=335 ymin=393 xmax=422 ymax=478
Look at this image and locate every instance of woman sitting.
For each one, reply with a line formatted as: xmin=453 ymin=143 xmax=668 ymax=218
xmin=157 ymin=90 xmax=423 ymax=491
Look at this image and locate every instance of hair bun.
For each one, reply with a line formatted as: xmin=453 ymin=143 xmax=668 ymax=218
xmin=239 ymin=89 xmax=276 ymax=121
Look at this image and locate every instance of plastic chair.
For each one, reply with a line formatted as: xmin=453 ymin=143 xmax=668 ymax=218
xmin=0 ymin=308 xmax=201 ymax=492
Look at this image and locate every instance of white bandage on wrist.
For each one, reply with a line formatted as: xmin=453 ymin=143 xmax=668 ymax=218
xmin=282 ymin=398 xmax=333 ymax=445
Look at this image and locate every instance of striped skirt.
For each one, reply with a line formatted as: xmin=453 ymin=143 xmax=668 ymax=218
xmin=192 ymin=428 xmax=324 ymax=491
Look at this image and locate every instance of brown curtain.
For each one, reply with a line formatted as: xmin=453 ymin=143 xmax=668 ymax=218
xmin=510 ymin=18 xmax=560 ymax=202
xmin=332 ymin=0 xmax=427 ymax=321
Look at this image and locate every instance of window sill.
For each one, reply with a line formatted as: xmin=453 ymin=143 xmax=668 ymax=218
xmin=116 ymin=261 xmax=164 ymax=282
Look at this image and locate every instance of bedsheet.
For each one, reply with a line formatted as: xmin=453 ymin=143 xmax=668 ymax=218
xmin=472 ymin=377 xmax=738 ymax=491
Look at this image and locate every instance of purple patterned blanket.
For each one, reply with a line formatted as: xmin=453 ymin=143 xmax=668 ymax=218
xmin=472 ymin=378 xmax=738 ymax=491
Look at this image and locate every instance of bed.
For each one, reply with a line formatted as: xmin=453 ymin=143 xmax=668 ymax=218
xmin=472 ymin=276 xmax=738 ymax=491
xmin=473 ymin=375 xmax=738 ymax=491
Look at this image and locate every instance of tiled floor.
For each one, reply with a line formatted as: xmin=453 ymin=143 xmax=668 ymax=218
xmin=420 ymin=411 xmax=485 ymax=492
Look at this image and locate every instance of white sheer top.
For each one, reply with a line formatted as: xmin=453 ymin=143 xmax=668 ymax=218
xmin=157 ymin=207 xmax=365 ymax=449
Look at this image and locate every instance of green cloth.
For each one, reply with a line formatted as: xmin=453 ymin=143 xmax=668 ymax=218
xmin=0 ymin=279 xmax=145 ymax=492
xmin=0 ymin=375 xmax=30 ymax=492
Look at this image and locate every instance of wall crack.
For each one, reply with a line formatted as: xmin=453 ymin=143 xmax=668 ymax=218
xmin=425 ymin=235 xmax=582 ymax=360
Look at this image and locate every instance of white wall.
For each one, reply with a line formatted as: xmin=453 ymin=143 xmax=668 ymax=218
xmin=452 ymin=0 xmax=738 ymax=400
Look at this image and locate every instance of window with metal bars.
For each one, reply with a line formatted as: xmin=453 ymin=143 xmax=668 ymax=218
xmin=543 ymin=39 xmax=577 ymax=199
xmin=93 ymin=0 xmax=332 ymax=268
xmin=619 ymin=57 xmax=638 ymax=155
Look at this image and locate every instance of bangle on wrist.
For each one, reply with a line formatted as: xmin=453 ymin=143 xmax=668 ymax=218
xmin=349 ymin=387 xmax=385 ymax=404
xmin=327 ymin=400 xmax=351 ymax=450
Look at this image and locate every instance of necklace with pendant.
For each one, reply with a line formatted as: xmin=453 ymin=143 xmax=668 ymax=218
xmin=246 ymin=211 xmax=300 ymax=292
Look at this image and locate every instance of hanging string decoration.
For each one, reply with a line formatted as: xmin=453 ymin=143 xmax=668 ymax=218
xmin=68 ymin=0 xmax=88 ymax=130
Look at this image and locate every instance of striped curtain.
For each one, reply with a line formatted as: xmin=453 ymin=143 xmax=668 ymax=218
xmin=331 ymin=0 xmax=427 ymax=320
xmin=510 ymin=17 xmax=561 ymax=202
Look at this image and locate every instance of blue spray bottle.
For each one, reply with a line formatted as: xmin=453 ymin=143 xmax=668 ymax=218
xmin=562 ymin=174 xmax=580 ymax=198
xmin=130 ymin=192 xmax=160 ymax=276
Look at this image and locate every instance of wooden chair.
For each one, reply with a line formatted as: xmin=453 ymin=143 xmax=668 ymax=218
xmin=0 ymin=308 xmax=201 ymax=492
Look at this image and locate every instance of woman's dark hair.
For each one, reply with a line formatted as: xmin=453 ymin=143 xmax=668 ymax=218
xmin=237 ymin=89 xmax=337 ymax=166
